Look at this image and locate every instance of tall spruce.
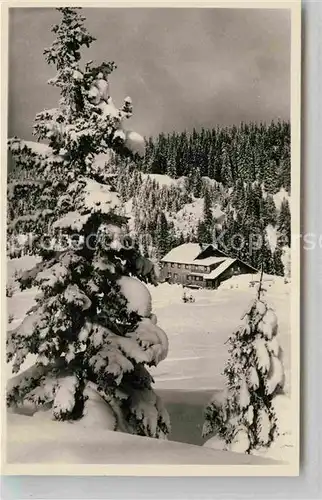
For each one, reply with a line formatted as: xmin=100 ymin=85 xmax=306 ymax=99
xmin=7 ymin=8 xmax=170 ymax=438
xmin=277 ymin=199 xmax=291 ymax=247
xmin=155 ymin=211 xmax=171 ymax=258
xmin=198 ymin=188 xmax=214 ymax=244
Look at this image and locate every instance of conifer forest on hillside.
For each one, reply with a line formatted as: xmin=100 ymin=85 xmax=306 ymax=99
xmin=9 ymin=120 xmax=291 ymax=275
xmin=6 ymin=7 xmax=295 ymax=468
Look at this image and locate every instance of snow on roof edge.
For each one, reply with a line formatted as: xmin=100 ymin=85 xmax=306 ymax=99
xmin=202 ymin=258 xmax=235 ymax=279
xmin=161 ymin=243 xmax=206 ymax=263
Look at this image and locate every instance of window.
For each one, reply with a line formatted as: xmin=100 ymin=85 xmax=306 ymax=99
xmin=204 ymin=266 xmax=208 ymax=272
xmin=177 ymin=264 xmax=181 ymax=269
xmin=171 ymin=263 xmax=175 ymax=268
xmin=185 ymin=264 xmax=190 ymax=270
xmin=187 ymin=275 xmax=191 ymax=280
xmin=168 ymin=272 xmax=172 ymax=277
xmin=174 ymin=273 xmax=178 ymax=279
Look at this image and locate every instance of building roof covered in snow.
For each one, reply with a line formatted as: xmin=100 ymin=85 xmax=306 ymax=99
xmin=193 ymin=256 xmax=226 ymax=266
xmin=161 ymin=243 xmax=228 ymax=265
xmin=161 ymin=243 xmax=257 ymax=284
xmin=161 ymin=243 xmax=207 ymax=264
xmin=204 ymin=258 xmax=236 ymax=280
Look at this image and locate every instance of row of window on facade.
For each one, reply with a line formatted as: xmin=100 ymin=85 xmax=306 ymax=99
xmin=167 ymin=272 xmax=204 ymax=282
xmin=162 ymin=262 xmax=209 ymax=272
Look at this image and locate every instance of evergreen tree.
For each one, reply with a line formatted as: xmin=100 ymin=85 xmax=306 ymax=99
xmin=199 ymin=188 xmax=214 ymax=243
xmin=221 ymin=143 xmax=233 ymax=186
xmin=277 ymin=199 xmax=291 ymax=247
xmin=166 ymin=154 xmax=177 ymax=178
xmin=197 ymin=220 xmax=207 ymax=244
xmin=279 ymin=146 xmax=291 ymax=193
xmin=155 ymin=211 xmax=171 ymax=258
xmin=263 ymin=194 xmax=277 ymax=227
xmin=233 ymin=179 xmax=245 ymax=212
xmin=264 ymin=159 xmax=278 ymax=194
xmin=203 ymin=275 xmax=285 ymax=454
xmin=7 ymin=8 xmax=170 ymax=438
xmin=261 ymin=240 xmax=275 ymax=275
xmin=189 ymin=166 xmax=203 ymax=198
xmin=177 ymin=231 xmax=185 ymax=246
xmin=273 ymin=246 xmax=285 ymax=277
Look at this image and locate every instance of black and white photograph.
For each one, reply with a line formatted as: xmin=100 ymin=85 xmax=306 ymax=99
xmin=3 ymin=2 xmax=301 ymax=475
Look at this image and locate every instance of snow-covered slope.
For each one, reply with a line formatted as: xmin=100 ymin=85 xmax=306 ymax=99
xmin=141 ymin=173 xmax=186 ymax=188
xmin=6 ymin=412 xmax=279 ymax=465
xmin=168 ymin=199 xmax=203 ymax=236
xmin=266 ymin=224 xmax=278 ymax=253
xmin=167 ymin=199 xmax=225 ymax=238
xmin=273 ymin=188 xmax=290 ymax=210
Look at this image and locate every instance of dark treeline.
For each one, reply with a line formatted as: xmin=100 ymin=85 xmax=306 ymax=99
xmin=136 ymin=120 xmax=290 ymax=194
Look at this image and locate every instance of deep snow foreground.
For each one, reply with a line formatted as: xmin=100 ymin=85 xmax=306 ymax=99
xmin=7 ymin=413 xmax=279 ymax=465
xmin=6 ymin=257 xmax=292 ymax=465
xmin=7 ymin=259 xmax=290 ymax=392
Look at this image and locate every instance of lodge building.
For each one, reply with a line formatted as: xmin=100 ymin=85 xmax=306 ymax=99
xmin=160 ymin=243 xmax=257 ymax=289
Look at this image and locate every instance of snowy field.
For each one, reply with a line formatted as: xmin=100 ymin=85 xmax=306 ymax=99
xmin=7 ymin=258 xmax=291 ymax=392
xmin=6 ymin=256 xmax=292 ymax=464
xmin=147 ymin=277 xmax=294 ymax=462
xmin=149 ymin=278 xmax=291 ymax=393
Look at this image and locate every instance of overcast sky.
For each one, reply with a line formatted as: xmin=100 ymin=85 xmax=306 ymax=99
xmin=8 ymin=7 xmax=290 ymax=140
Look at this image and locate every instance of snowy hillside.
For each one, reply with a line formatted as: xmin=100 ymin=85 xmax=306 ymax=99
xmin=141 ymin=173 xmax=186 ymax=188
xmin=167 ymin=199 xmax=225 ymax=238
xmin=9 ymin=138 xmax=291 ymax=278
xmin=7 ymin=412 xmax=278 ymax=465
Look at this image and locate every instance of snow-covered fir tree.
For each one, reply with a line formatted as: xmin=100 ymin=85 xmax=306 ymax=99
xmin=7 ymin=7 xmax=170 ymax=438
xmin=202 ymin=273 xmax=285 ymax=454
xmin=197 ymin=188 xmax=214 ymax=244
